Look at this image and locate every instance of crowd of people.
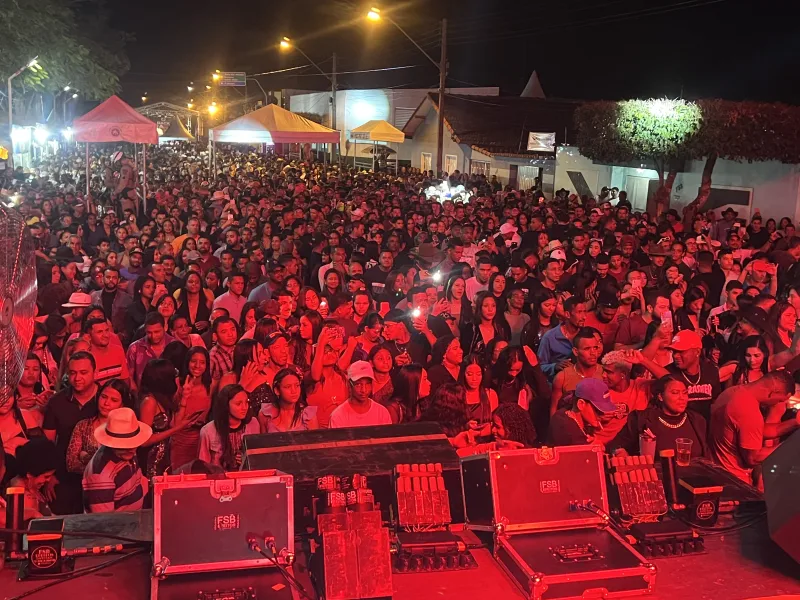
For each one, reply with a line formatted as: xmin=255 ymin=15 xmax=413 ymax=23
xmin=1 ymin=140 xmax=800 ymax=523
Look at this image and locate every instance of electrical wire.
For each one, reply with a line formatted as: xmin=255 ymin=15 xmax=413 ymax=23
xmin=0 ymin=528 xmax=149 ymax=545
xmin=5 ymin=549 xmax=148 ymax=600
xmin=250 ymin=542 xmax=316 ymax=600
xmin=676 ymin=512 xmax=767 ymax=536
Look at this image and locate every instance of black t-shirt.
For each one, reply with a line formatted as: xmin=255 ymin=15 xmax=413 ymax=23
xmin=508 ymin=276 xmax=539 ymax=304
xmin=547 ymin=410 xmax=591 ymax=446
xmin=101 ymin=289 xmax=115 ymax=320
xmin=746 ymin=227 xmax=770 ymax=249
xmin=690 ymin=269 xmax=726 ymax=309
xmin=667 ymin=360 xmax=721 ymax=421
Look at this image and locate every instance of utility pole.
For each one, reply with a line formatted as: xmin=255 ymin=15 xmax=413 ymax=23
xmin=436 ymin=18 xmax=447 ymax=177
xmin=331 ymin=52 xmax=338 ymax=164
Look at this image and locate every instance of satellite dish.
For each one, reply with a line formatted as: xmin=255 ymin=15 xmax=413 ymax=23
xmin=0 ymin=205 xmax=37 ymax=404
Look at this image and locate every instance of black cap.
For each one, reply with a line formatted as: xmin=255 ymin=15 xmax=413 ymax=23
xmin=597 ymin=291 xmax=620 ymax=308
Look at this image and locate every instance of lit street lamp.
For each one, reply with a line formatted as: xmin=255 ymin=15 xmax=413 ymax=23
xmin=63 ymin=92 xmax=78 ymax=122
xmin=7 ymin=56 xmax=39 ymax=131
xmin=208 ymin=102 xmax=218 ymax=115
xmin=367 ymin=7 xmax=447 ymax=176
xmin=279 ymin=36 xmax=338 ymax=162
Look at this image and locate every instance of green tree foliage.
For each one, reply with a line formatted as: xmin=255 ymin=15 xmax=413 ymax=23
xmin=575 ymin=98 xmax=800 ymax=213
xmin=0 ymin=0 xmax=130 ymax=103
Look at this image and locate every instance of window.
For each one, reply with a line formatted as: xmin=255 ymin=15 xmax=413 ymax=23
xmin=517 ymin=166 xmax=540 ymax=191
xmin=471 ymin=160 xmax=490 ymax=176
xmin=444 ymin=154 xmax=458 ymax=175
xmin=421 ymin=152 xmax=432 ymax=172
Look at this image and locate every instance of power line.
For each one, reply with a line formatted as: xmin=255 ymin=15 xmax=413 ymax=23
xmin=289 ymin=64 xmax=422 ymax=77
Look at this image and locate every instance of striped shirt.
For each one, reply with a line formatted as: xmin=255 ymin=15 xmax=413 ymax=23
xmin=209 ymin=345 xmax=234 ymax=380
xmin=82 ymin=446 xmax=148 ymax=513
xmin=91 ymin=344 xmax=130 ymax=385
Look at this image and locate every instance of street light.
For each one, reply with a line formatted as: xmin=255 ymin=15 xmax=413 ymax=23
xmin=141 ymin=95 xmax=148 ymax=103
xmin=187 ymin=84 xmax=194 ymax=92
xmin=7 ymin=56 xmax=39 ymax=131
xmin=367 ymin=7 xmax=447 ymax=176
xmin=208 ymin=102 xmax=218 ymax=115
xmin=63 ymin=92 xmax=78 ymax=122
xmin=212 ymin=70 xmax=221 ymax=82
xmin=187 ymin=102 xmax=194 ymax=109
xmin=279 ymin=36 xmax=338 ymax=162
xmin=63 ymin=85 xmax=71 ymax=92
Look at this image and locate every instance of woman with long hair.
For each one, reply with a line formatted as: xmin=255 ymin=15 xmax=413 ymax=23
xmin=607 ymin=375 xmax=708 ymax=459
xmin=175 ymin=271 xmax=213 ymax=332
xmin=170 ymin=347 xmax=213 ymax=469
xmin=521 ymin=288 xmax=558 ymax=353
xmin=66 ymin=379 xmax=132 ymax=474
xmin=218 ymin=339 xmax=273 ymax=415
xmin=369 ymin=344 xmax=395 ymax=410
xmin=29 ymin=323 xmax=55 ymax=390
xmin=677 ymin=286 xmax=706 ymax=332
xmin=419 ymin=383 xmax=469 ymax=441
xmin=298 ymin=287 xmax=329 ymax=318
xmin=719 ymin=335 xmax=770 ymax=387
xmin=154 ymin=294 xmax=178 ymax=324
xmin=768 ymin=301 xmax=797 ymax=353
xmin=460 ymin=292 xmax=510 ymax=355
xmin=492 ymin=404 xmax=538 ymax=448
xmin=7 ymin=438 xmax=59 ymax=521
xmin=292 ymin=310 xmax=323 ymax=373
xmin=488 ymin=272 xmax=507 ymax=304
xmin=352 ymin=290 xmax=373 ymax=328
xmin=347 ymin=312 xmax=384 ymax=364
xmin=462 ymin=353 xmax=498 ymax=432
xmin=1 ymin=367 xmax=45 ymax=475
xmin=380 ymin=270 xmax=408 ymax=309
xmin=198 ymin=384 xmax=260 ymax=470
xmin=259 ymin=368 xmax=319 ymax=432
xmin=238 ymin=301 xmax=263 ymax=336
xmin=138 ymin=358 xmax=202 ymax=477
xmin=389 ymin=364 xmax=432 ymax=423
xmin=127 ymin=275 xmax=156 ymax=338
xmin=444 ymin=275 xmax=473 ymax=328
xmin=491 ymin=346 xmax=535 ymax=409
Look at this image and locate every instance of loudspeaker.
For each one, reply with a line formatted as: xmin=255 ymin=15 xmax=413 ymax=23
xmin=242 ymin=423 xmax=464 ymax=526
xmin=763 ymin=429 xmax=800 ymax=564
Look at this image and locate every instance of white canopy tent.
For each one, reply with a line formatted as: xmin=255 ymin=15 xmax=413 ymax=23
xmin=350 ymin=119 xmax=405 ymax=172
xmin=208 ymin=104 xmax=339 ymax=171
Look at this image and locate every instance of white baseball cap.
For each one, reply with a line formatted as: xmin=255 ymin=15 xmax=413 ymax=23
xmin=348 ymin=360 xmax=375 ymax=382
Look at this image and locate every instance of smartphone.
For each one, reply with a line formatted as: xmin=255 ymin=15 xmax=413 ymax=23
xmin=412 ymin=307 xmax=422 ymax=318
xmin=319 ymin=299 xmax=327 ymax=307
xmin=661 ymin=310 xmax=672 ymax=329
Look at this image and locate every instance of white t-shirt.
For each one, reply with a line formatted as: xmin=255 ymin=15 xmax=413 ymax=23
xmin=465 ymin=277 xmax=488 ymax=302
xmin=329 ymin=399 xmax=392 ymax=429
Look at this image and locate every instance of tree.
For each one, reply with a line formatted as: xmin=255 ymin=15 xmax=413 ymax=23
xmin=0 ymin=0 xmax=130 ymax=120
xmin=575 ymin=99 xmax=701 ymax=215
xmin=575 ymin=98 xmax=800 ymax=216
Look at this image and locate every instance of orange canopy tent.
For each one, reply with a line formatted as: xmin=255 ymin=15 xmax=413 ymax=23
xmin=73 ymin=95 xmax=158 ymax=199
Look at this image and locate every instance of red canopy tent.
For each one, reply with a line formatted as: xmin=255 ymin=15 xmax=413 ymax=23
xmin=73 ymin=95 xmax=158 ymax=200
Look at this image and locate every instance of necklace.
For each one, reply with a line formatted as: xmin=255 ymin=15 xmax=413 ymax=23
xmin=681 ymin=369 xmax=701 ymax=386
xmin=658 ymin=414 xmax=687 ymax=429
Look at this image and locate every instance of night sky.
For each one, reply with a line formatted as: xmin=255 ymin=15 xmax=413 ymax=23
xmin=109 ymin=0 xmax=800 ymax=107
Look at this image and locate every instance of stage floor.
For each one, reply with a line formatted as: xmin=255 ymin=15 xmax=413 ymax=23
xmin=2 ymin=518 xmax=799 ymax=600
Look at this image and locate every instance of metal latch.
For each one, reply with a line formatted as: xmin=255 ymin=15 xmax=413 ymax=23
xmin=551 ymin=544 xmax=604 ymax=563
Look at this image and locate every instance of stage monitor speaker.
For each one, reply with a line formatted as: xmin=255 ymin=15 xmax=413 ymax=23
xmin=763 ymin=429 xmax=800 ymax=564
xmin=242 ymin=423 xmax=464 ymax=527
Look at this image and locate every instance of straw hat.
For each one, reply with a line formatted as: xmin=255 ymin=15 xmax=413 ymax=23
xmin=94 ymin=407 xmax=152 ymax=449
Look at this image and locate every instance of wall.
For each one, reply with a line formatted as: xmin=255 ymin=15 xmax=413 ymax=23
xmin=671 ymin=158 xmax=800 ymax=223
xmin=554 ymin=146 xmax=613 ymax=197
xmin=288 ymin=86 xmax=500 ymax=150
xmin=555 ymin=146 xmax=800 ymax=223
xmin=400 ymin=104 xmax=468 ymax=170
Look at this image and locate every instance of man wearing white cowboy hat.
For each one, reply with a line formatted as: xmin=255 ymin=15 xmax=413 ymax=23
xmin=82 ymin=407 xmax=151 ymax=513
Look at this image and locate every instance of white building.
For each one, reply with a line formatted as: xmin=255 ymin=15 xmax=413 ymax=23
xmin=555 ymin=146 xmax=800 ymax=223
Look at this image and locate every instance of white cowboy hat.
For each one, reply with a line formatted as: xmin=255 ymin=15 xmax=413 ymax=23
xmin=94 ymin=407 xmax=152 ymax=449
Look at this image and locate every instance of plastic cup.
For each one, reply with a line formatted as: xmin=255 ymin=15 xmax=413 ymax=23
xmin=676 ymin=438 xmax=693 ymax=466
xmin=639 ymin=434 xmax=657 ymax=458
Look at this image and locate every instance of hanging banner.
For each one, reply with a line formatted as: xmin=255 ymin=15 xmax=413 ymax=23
xmin=527 ymin=132 xmax=556 ymax=152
